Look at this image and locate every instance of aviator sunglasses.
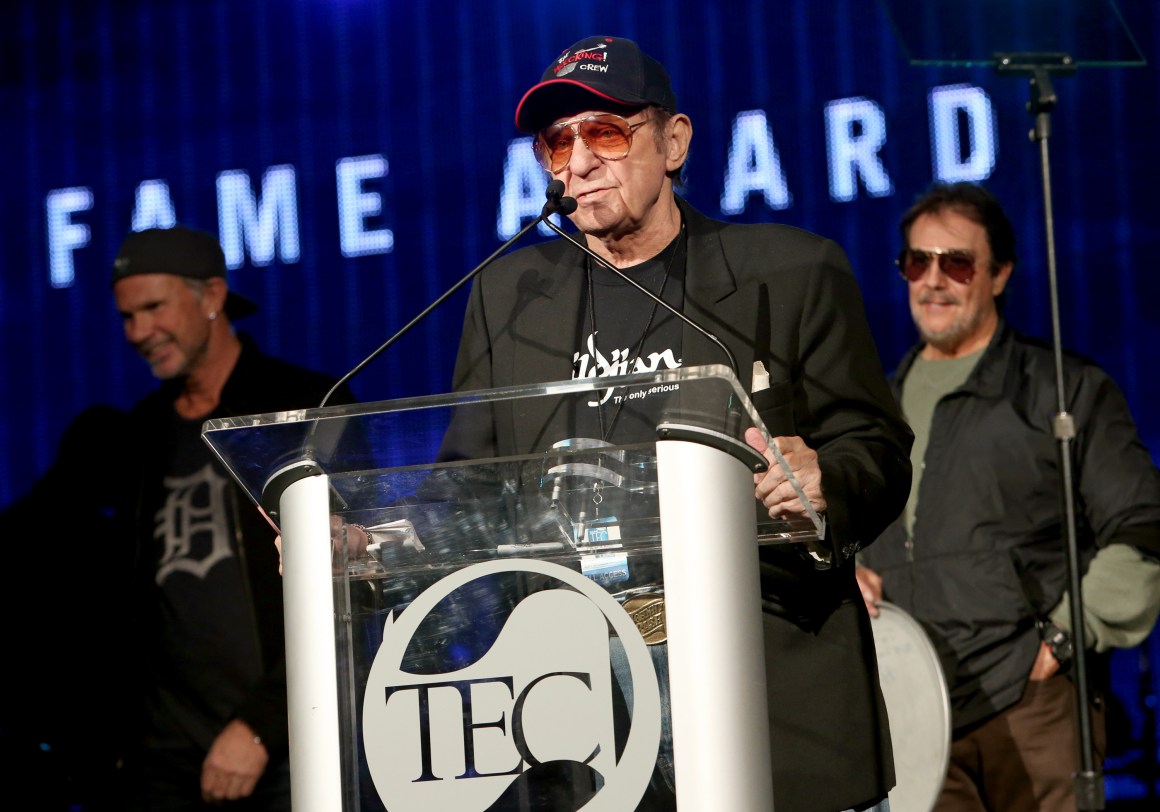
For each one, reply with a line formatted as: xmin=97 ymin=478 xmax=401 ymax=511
xmin=896 ymin=247 xmax=978 ymax=285
xmin=535 ymin=113 xmax=650 ymax=174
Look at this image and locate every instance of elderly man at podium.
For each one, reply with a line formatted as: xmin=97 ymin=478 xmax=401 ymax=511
xmin=439 ymin=36 xmax=913 ymax=812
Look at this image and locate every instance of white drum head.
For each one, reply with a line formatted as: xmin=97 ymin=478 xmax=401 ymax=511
xmin=871 ymin=600 xmax=952 ymax=812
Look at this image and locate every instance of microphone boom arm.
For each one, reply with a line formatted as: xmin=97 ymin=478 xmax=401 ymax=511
xmin=319 ymin=185 xmax=573 ymax=408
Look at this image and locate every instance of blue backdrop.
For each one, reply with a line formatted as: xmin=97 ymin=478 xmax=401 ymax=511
xmin=2 ymin=0 xmax=1158 ymax=802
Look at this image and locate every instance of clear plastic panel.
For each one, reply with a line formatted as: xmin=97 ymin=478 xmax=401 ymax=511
xmin=207 ymin=365 xmax=784 ymax=809
xmin=202 ymin=364 xmax=824 ymax=546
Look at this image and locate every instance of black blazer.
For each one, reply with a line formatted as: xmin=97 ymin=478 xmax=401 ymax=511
xmin=445 ymin=198 xmax=912 ymax=811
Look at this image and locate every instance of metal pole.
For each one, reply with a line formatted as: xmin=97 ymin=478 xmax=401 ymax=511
xmin=1027 ymin=64 xmax=1104 ymax=811
xmin=280 ymin=471 xmax=345 ymax=811
xmin=656 ymin=436 xmax=774 ymax=810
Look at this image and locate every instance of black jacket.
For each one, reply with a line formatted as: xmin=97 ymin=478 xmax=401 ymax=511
xmin=445 ymin=198 xmax=912 ymax=812
xmin=861 ymin=321 xmax=1160 ymax=733
xmin=118 ymin=335 xmax=349 ymax=758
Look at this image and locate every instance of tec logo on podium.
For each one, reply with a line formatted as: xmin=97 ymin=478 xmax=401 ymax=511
xmin=363 ymin=559 xmax=663 ymax=810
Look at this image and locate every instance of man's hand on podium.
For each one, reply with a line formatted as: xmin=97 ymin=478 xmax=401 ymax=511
xmin=272 ymin=517 xmax=373 ymax=576
xmin=744 ymin=427 xmax=827 ymax=520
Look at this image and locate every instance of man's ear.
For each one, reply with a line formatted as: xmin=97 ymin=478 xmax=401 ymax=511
xmin=991 ymin=261 xmax=1014 ymax=298
xmin=202 ymin=277 xmax=229 ymax=318
xmin=665 ymin=113 xmax=693 ymax=173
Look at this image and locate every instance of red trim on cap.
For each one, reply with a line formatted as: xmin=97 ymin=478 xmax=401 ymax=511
xmin=514 ymin=78 xmax=631 ymax=130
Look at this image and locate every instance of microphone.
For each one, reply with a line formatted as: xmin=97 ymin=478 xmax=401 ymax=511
xmin=545 ymin=178 xmax=577 ymax=215
xmin=318 ymin=181 xmax=575 ymax=408
xmin=540 ymin=206 xmax=739 ymax=379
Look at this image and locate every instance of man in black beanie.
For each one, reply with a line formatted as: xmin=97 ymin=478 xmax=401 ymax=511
xmin=109 ymin=225 xmax=351 ymax=810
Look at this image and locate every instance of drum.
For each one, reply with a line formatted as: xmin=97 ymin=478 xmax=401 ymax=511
xmin=870 ymin=600 xmax=952 ymax=812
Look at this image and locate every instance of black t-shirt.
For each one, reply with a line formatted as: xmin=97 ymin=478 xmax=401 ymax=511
xmin=570 ymin=228 xmax=687 ymax=445
xmin=141 ymin=411 xmax=262 ymax=750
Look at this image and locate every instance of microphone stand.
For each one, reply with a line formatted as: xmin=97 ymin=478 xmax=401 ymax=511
xmin=318 ymin=182 xmax=576 ymax=409
xmin=539 ymin=216 xmax=739 ymax=379
xmin=263 ymin=183 xmax=577 ymax=521
xmin=996 ymin=51 xmax=1102 ymax=811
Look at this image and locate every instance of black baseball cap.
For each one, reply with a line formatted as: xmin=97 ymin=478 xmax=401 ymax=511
xmin=515 ymin=36 xmax=677 ymax=132
xmin=111 ymin=225 xmax=258 ymax=320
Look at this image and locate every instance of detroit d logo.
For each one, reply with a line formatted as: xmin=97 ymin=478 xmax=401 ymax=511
xmin=363 ymin=559 xmax=662 ymax=810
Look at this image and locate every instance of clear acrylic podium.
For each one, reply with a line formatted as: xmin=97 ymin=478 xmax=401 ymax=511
xmin=203 ymin=365 xmax=822 ymax=811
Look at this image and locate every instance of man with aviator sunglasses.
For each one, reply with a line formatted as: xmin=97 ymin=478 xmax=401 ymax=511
xmin=858 ymin=182 xmax=1160 ymax=812
xmin=444 ymin=35 xmax=912 ymax=812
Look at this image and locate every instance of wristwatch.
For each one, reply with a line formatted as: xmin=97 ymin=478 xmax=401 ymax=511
xmin=1038 ymin=619 xmax=1074 ymax=671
